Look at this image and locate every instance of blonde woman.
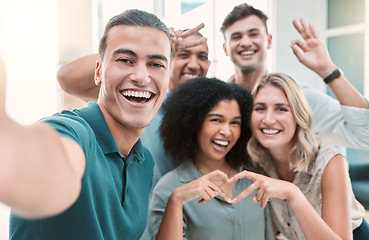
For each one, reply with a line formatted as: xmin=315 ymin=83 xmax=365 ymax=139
xmin=230 ymin=73 xmax=369 ymax=240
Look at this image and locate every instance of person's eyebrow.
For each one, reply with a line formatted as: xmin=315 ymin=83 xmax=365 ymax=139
xmin=230 ymin=28 xmax=260 ymax=37
xmin=276 ymin=103 xmax=290 ymax=107
xmin=230 ymin=31 xmax=242 ymax=37
xmin=254 ymin=102 xmax=290 ymax=107
xmin=208 ymin=113 xmax=241 ymax=119
xmin=177 ymin=49 xmax=190 ymax=54
xmin=112 ymin=49 xmax=168 ymax=63
xmin=208 ymin=113 xmax=224 ymax=118
xmin=248 ymin=28 xmax=260 ymax=33
xmin=112 ymin=48 xmax=137 ymax=57
xmin=148 ymin=54 xmax=168 ymax=63
xmin=199 ymin=51 xmax=209 ymax=57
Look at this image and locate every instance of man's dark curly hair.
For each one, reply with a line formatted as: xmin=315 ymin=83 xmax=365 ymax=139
xmin=160 ymin=77 xmax=253 ymax=169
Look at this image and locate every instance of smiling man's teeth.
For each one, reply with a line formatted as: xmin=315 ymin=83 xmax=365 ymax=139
xmin=240 ymin=50 xmax=255 ymax=56
xmin=262 ymin=129 xmax=279 ymax=134
xmin=182 ymin=74 xmax=199 ymax=79
xmin=122 ymin=90 xmax=152 ymax=99
xmin=213 ymin=139 xmax=229 ymax=146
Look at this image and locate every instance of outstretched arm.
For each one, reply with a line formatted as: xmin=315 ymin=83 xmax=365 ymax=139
xmin=57 ymin=54 xmax=100 ymax=102
xmin=290 ymin=18 xmax=368 ymax=109
xmin=230 ymin=168 xmax=346 ymax=240
xmin=0 ymin=56 xmax=85 ymax=219
xmin=156 ymin=170 xmax=231 ymax=240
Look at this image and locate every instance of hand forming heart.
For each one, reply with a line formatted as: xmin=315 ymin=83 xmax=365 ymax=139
xmin=171 ymin=170 xmax=233 ymax=205
xmin=228 ymin=170 xmax=298 ymax=208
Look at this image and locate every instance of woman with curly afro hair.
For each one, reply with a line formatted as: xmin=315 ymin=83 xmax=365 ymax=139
xmin=149 ymin=77 xmax=274 ymax=239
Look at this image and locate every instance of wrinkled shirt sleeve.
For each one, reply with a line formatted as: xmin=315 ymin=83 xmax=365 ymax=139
xmin=301 ymin=84 xmax=369 ymax=149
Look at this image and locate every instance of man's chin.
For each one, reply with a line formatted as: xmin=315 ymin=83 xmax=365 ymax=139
xmin=180 ymin=75 xmax=199 ymax=83
xmin=236 ymin=62 xmax=259 ymax=72
xmin=126 ymin=121 xmax=150 ymax=129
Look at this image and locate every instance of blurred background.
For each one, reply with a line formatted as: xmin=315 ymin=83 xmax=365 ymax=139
xmin=0 ymin=0 xmax=368 ymax=239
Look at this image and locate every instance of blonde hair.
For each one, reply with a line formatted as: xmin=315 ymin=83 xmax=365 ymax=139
xmin=247 ymin=73 xmax=319 ymax=171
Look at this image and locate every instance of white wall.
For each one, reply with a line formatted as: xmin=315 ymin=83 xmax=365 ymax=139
xmin=0 ymin=204 xmax=9 ymax=240
xmin=272 ymin=0 xmax=326 ymax=92
xmin=0 ymin=1 xmax=59 ymax=239
xmin=0 ymin=1 xmax=59 ymax=124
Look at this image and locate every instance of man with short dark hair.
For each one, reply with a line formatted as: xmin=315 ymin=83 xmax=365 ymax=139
xmin=221 ymin=3 xmax=369 ymax=149
xmin=0 ymin=9 xmax=173 ymax=240
xmin=57 ymin=24 xmax=211 ymax=188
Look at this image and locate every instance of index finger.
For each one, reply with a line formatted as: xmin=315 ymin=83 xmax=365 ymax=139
xmin=217 ymin=190 xmax=232 ymax=203
xmin=292 ymin=19 xmax=302 ymax=34
xmin=299 ymin=18 xmax=312 ymax=39
xmin=229 ymin=170 xmax=259 ymax=182
xmin=205 ymin=169 xmax=230 ymax=180
xmin=293 ymin=18 xmax=312 ymax=40
xmin=181 ymin=23 xmax=205 ymax=38
xmin=232 ymin=183 xmax=258 ymax=204
xmin=206 ymin=169 xmax=231 ymax=186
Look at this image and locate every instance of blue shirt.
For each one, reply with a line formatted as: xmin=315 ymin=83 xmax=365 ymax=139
xmin=150 ymin=160 xmax=275 ymax=240
xmin=140 ymin=91 xmax=178 ymax=189
xmin=9 ymin=102 xmax=154 ymax=240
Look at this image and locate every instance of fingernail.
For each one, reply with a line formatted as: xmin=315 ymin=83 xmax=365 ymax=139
xmin=231 ymin=197 xmax=237 ymax=203
xmin=228 ymin=177 xmax=234 ymax=182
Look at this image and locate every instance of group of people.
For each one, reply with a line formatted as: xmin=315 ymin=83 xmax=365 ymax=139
xmin=1 ymin=3 xmax=369 ymax=240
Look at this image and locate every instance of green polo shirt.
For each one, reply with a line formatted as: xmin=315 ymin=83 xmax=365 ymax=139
xmin=9 ymin=102 xmax=154 ymax=240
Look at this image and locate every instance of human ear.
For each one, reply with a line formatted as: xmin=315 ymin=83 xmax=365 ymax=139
xmin=267 ymin=34 xmax=272 ymax=49
xmin=94 ymin=60 xmax=102 ymax=86
xmin=223 ymin=42 xmax=229 ymax=56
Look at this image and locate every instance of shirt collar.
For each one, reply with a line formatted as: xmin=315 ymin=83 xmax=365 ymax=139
xmin=76 ymin=102 xmax=147 ymax=163
xmin=178 ymin=160 xmax=202 ymax=183
xmin=77 ymin=102 xmax=123 ymax=157
xmin=178 ymin=160 xmax=245 ymax=182
xmin=258 ymin=158 xmax=313 ymax=181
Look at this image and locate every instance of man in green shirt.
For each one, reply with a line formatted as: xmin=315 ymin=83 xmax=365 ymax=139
xmin=0 ymin=9 xmax=173 ymax=240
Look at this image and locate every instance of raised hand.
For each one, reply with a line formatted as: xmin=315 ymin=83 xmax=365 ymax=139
xmin=229 ymin=170 xmax=299 ymax=208
xmin=169 ymin=23 xmax=207 ymax=52
xmin=290 ymin=18 xmax=336 ymax=78
xmin=171 ymin=169 xmax=232 ymax=205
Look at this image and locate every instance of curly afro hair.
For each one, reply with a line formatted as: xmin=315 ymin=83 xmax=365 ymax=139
xmin=160 ymin=77 xmax=253 ymax=169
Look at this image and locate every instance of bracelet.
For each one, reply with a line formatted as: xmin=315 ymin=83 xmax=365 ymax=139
xmin=323 ymin=68 xmax=342 ymax=84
